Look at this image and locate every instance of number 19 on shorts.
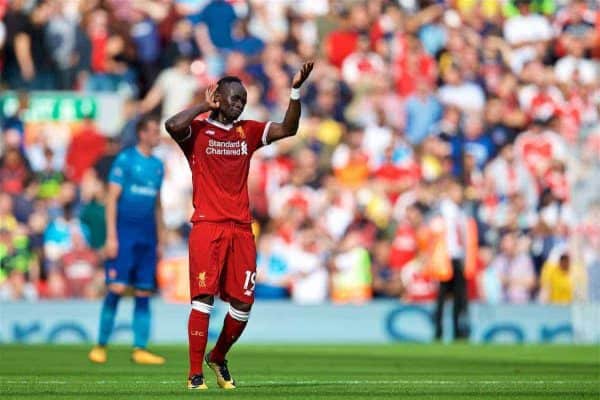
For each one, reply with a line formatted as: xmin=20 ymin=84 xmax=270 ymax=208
xmin=243 ymin=270 xmax=256 ymax=293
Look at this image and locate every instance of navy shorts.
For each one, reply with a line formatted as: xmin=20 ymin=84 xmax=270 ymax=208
xmin=106 ymin=234 xmax=157 ymax=291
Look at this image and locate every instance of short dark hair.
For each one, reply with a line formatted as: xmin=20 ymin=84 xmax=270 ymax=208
xmin=216 ymin=76 xmax=243 ymax=92
xmin=136 ymin=114 xmax=160 ymax=136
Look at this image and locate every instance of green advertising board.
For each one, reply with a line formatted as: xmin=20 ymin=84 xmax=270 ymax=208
xmin=0 ymin=92 xmax=97 ymax=122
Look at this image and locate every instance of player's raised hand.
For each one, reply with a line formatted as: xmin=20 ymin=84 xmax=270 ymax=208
xmin=292 ymin=61 xmax=314 ymax=88
xmin=205 ymin=84 xmax=220 ymax=111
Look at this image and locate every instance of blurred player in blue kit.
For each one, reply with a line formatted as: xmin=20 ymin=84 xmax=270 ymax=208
xmin=88 ymin=115 xmax=166 ymax=365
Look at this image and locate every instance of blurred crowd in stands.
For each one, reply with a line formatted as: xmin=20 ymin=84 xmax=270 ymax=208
xmin=0 ymin=0 xmax=599 ymax=305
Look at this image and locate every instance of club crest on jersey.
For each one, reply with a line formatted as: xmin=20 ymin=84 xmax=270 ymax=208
xmin=197 ymin=272 xmax=207 ymax=288
xmin=236 ymin=126 xmax=245 ymax=139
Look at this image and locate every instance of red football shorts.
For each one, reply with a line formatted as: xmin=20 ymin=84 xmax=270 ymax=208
xmin=188 ymin=221 xmax=257 ymax=304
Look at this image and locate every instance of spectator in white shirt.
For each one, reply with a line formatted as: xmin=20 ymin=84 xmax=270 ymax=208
xmin=437 ymin=64 xmax=485 ymax=113
xmin=503 ymin=0 xmax=553 ymax=47
xmin=554 ymin=33 xmax=598 ymax=86
xmin=491 ymin=231 xmax=536 ymax=304
xmin=137 ymin=56 xmax=199 ymax=132
xmin=485 ymin=143 xmax=537 ymax=211
xmin=288 ymin=230 xmax=329 ymax=305
xmin=341 ymin=34 xmax=385 ymax=88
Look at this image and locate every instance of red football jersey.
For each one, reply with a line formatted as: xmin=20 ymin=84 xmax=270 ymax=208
xmin=178 ymin=118 xmax=271 ymax=224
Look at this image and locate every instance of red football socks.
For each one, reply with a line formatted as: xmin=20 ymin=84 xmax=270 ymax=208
xmin=210 ymin=312 xmax=248 ymax=364
xmin=188 ymin=308 xmax=210 ymax=377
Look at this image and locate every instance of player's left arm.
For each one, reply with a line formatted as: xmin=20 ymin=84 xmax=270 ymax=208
xmin=265 ymin=62 xmax=314 ymax=144
xmin=154 ymin=163 xmax=166 ymax=259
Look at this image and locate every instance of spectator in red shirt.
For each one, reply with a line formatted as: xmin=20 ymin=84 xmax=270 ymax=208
xmin=58 ymin=231 xmax=100 ymax=298
xmin=65 ymin=117 xmax=107 ymax=184
xmin=515 ymin=117 xmax=565 ymax=180
xmin=389 ymin=203 xmax=425 ymax=270
xmin=324 ymin=9 xmax=359 ymax=69
xmin=0 ymin=148 xmax=31 ymax=195
xmin=373 ymin=145 xmax=420 ymax=204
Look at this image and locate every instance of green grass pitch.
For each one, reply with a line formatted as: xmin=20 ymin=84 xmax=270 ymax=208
xmin=0 ymin=344 xmax=598 ymax=399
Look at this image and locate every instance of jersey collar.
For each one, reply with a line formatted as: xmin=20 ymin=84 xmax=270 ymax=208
xmin=135 ymin=145 xmax=152 ymax=158
xmin=206 ymin=118 xmax=235 ymax=131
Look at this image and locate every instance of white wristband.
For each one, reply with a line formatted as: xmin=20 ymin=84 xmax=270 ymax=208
xmin=290 ymin=87 xmax=301 ymax=100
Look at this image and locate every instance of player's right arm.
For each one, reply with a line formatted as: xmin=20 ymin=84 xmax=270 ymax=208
xmin=104 ymin=182 xmax=122 ymax=259
xmin=164 ymin=84 xmax=220 ymax=142
xmin=105 ymin=152 xmax=128 ymax=259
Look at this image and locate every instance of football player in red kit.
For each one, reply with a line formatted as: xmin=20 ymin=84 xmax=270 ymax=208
xmin=164 ymin=62 xmax=314 ymax=390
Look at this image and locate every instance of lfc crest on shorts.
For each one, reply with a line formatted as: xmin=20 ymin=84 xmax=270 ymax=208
xmin=197 ymin=272 xmax=207 ymax=288
xmin=236 ymin=126 xmax=245 ymax=139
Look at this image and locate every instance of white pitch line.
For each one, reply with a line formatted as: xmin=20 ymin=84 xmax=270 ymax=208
xmin=0 ymin=380 xmax=581 ymax=385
